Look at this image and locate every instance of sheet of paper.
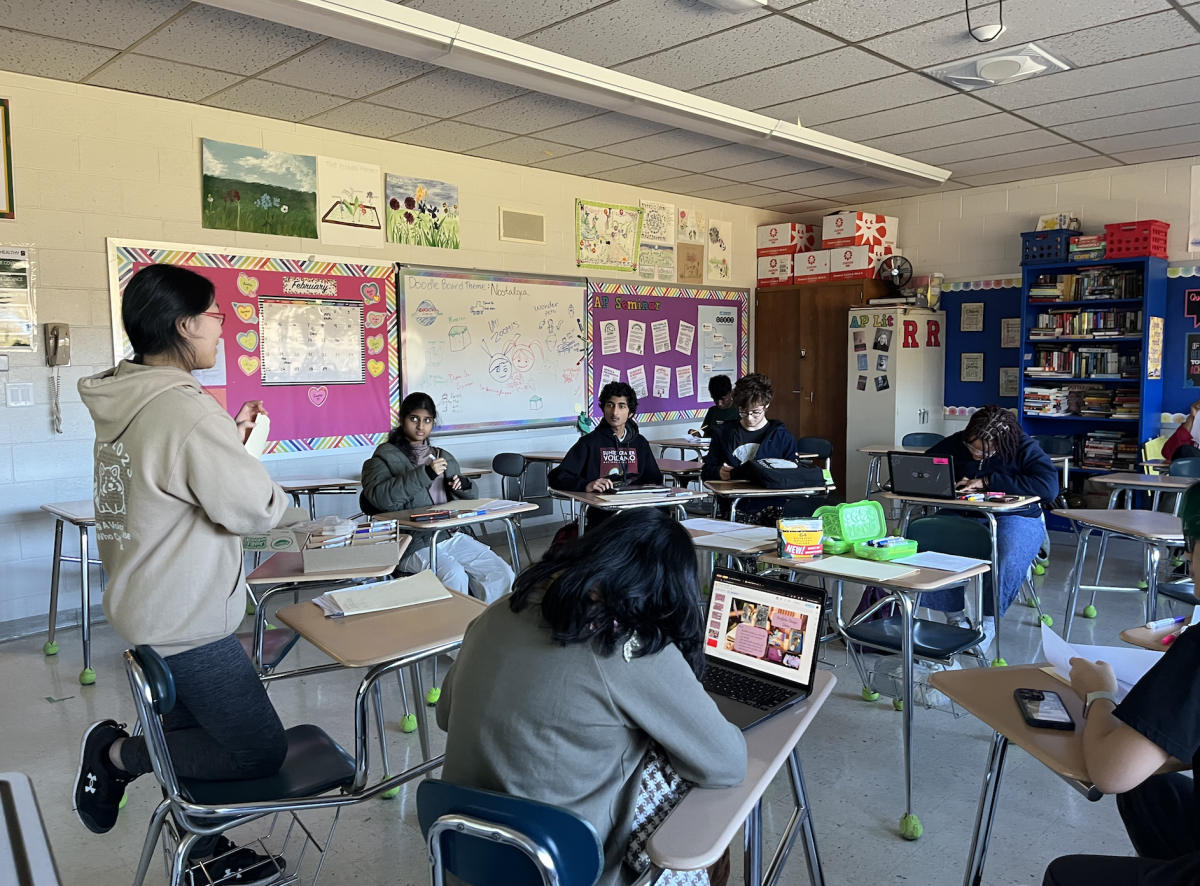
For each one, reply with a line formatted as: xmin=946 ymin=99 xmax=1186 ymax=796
xmin=725 ymin=526 xmax=778 ymax=543
xmin=600 ymin=319 xmax=620 ymax=356
xmin=676 ymin=321 xmax=695 ymax=355
xmin=628 ymin=364 xmax=649 ymax=398
xmin=788 ymin=556 xmax=919 ymax=583
xmin=676 ymin=365 xmax=694 ymax=399
xmin=1040 ymin=624 xmax=1162 ymax=702
xmin=694 ymin=533 xmax=774 ymax=552
xmin=193 ymin=338 xmax=227 ymax=386
xmin=653 ymin=365 xmax=670 ymax=398
xmin=682 ymin=517 xmax=743 ymax=533
xmin=894 ymin=551 xmax=987 ymax=572
xmin=626 ymin=320 xmax=645 ymax=356
xmin=316 ymin=570 xmax=451 ymax=617
xmin=651 ymin=319 xmax=671 ymax=354
xmin=243 ymin=413 xmax=271 ymax=460
xmin=600 ymin=365 xmax=621 ymax=387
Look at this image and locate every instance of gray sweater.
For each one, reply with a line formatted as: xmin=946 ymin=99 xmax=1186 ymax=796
xmin=436 ymin=600 xmax=747 ymax=886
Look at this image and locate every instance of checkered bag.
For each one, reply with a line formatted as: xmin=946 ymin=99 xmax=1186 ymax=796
xmin=624 ymin=743 xmax=709 ymax=886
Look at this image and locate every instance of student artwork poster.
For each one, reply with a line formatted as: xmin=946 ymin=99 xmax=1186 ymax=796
xmin=587 ymin=282 xmax=746 ymax=422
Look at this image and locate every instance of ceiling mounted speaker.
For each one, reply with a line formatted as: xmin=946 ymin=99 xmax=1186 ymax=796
xmin=924 ymin=43 xmax=1071 ymax=91
xmin=499 ymin=208 xmax=546 ymax=244
xmin=697 ymin=0 xmax=768 ymax=11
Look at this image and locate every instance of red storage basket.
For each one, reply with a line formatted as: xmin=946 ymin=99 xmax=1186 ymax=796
xmin=1104 ymin=220 xmax=1169 ymax=259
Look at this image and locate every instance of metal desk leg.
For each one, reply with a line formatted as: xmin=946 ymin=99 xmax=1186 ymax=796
xmin=577 ymin=503 xmax=588 ymax=537
xmin=790 ymin=750 xmax=825 ymax=886
xmin=963 ymin=732 xmax=1009 ymax=886
xmin=501 ymin=517 xmax=522 ymax=577
xmin=290 ymin=492 xmax=302 ymax=509
xmin=79 ymin=524 xmax=94 ymax=685
xmin=410 ymin=663 xmax=432 ymax=764
xmin=45 ymin=519 xmax=64 ymax=656
xmin=372 ymin=682 xmax=391 ymax=778
xmin=308 ymin=491 xmax=317 ymax=520
xmin=1063 ymin=529 xmax=1091 ymax=642
xmin=983 ymin=513 xmax=1003 ymax=666
xmin=743 ymin=799 xmax=764 ymax=886
xmin=1146 ymin=542 xmax=1162 ymax=625
xmin=898 ymin=589 xmax=919 ymax=839
xmin=428 ymin=528 xmax=444 ymax=575
xmin=897 ymin=503 xmax=916 ymax=536
xmin=730 ymin=496 xmax=744 ymax=524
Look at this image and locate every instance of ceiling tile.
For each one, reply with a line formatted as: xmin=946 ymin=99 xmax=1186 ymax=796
xmin=712 ymin=155 xmax=825 ymax=182
xmin=522 ymin=0 xmax=767 ymax=67
xmin=261 ymin=39 xmax=433 ymax=99
xmin=820 ymin=94 xmax=994 ymax=143
xmin=0 ymin=0 xmax=190 ymax=50
xmin=602 ymin=129 xmax=732 ymax=161
xmin=955 ymin=156 xmax=1121 ymax=187
xmin=533 ymin=113 xmax=672 ymax=148
xmin=944 ymin=143 xmax=1096 ymax=177
xmin=531 ymin=152 xmax=640 ymax=175
xmin=862 ymin=0 xmax=1165 ymax=69
xmin=785 ymin=0 xmax=962 ymax=42
xmin=371 ymin=69 xmax=526 ymax=117
xmin=728 ymin=190 xmax=801 ymax=208
xmin=0 ymin=28 xmax=117 ymax=80
xmin=392 ymin=120 xmax=511 ymax=152
xmin=863 ymin=114 xmax=1036 ymax=154
xmin=794 ymin=177 xmax=888 ymax=199
xmin=136 ymin=5 xmax=325 ymax=75
xmin=1057 ymin=102 xmax=1200 ymax=141
xmin=203 ymin=80 xmax=346 ymax=122
xmin=466 ymin=137 xmax=582 ymax=165
xmin=398 ymin=0 xmax=611 ymax=39
xmin=87 ymin=54 xmax=243 ymax=102
xmin=762 ymin=199 xmax=841 ymax=214
xmin=835 ymin=182 xmax=969 ymax=204
xmin=688 ymin=183 xmax=777 ymax=202
xmin=454 ymin=93 xmax=605 ymax=135
xmin=760 ymin=73 xmax=957 ymax=128
xmin=1085 ymin=121 xmax=1200 ymax=154
xmin=1112 ymin=142 xmax=1200 ymax=165
xmin=756 ymin=166 xmax=861 ymax=191
xmin=694 ymin=47 xmax=905 ymax=111
xmin=593 ymin=162 xmax=686 ymax=185
xmin=614 ymin=16 xmax=839 ymax=91
xmin=656 ymin=143 xmax=783 ymax=174
xmin=1019 ymin=76 xmax=1200 ymax=126
xmin=905 ymin=129 xmax=1069 ymax=166
xmin=1037 ymin=10 xmax=1200 ymax=69
xmin=304 ymin=102 xmax=437 ymax=139
xmin=639 ymin=172 xmax=738 ymax=194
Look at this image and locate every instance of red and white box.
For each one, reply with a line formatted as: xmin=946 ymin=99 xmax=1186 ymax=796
xmin=792 ymin=249 xmax=831 ymax=284
xmin=822 ymin=212 xmax=898 ymax=249
xmin=757 ymin=254 xmax=793 ymax=286
xmin=756 ymin=223 xmax=819 ymax=256
xmin=830 ymin=245 xmax=896 ymax=281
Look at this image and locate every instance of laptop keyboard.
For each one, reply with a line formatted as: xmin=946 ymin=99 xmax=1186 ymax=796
xmin=702 ymin=666 xmax=799 ymax=711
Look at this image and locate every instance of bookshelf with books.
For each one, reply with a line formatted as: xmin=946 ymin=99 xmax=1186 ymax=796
xmin=1019 ymin=256 xmax=1166 ymax=482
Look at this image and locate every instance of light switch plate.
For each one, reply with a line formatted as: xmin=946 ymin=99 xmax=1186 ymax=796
xmin=6 ymin=382 xmax=34 ymax=407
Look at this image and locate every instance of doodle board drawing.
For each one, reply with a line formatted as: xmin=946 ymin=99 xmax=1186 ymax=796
xmin=449 ymin=326 xmax=471 ymax=351
xmin=576 ymin=199 xmax=643 ymax=273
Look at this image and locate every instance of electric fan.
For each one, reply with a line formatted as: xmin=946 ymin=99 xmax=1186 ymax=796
xmin=877 ymin=255 xmax=913 ymax=288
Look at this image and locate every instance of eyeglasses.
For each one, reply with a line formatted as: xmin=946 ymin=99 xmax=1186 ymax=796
xmin=965 ymin=441 xmax=994 ymax=460
xmin=738 ymin=407 xmax=767 ymax=418
xmin=202 ymin=311 xmax=226 ymax=326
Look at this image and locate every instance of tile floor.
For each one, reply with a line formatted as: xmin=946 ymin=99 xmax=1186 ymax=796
xmin=0 ymin=529 xmax=1176 ymax=886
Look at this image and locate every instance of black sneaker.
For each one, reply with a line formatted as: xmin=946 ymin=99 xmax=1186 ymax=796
xmin=187 ymin=837 xmax=287 ymax=886
xmin=73 ymin=719 xmax=134 ymax=834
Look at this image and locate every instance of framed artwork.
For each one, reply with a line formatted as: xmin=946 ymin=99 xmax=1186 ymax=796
xmin=999 ymin=367 xmax=1019 ymax=397
xmin=0 ymin=99 xmax=12 ymax=219
xmin=960 ymin=302 xmax=984 ymax=332
xmin=1000 ymin=317 xmax=1021 ymax=348
xmin=961 ymin=352 xmax=984 ymax=382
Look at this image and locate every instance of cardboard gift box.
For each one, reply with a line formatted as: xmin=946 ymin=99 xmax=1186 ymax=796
xmin=242 ymin=527 xmax=307 ymax=553
xmin=830 ymin=245 xmax=895 ymax=281
xmin=793 ymin=249 xmax=831 ymax=283
xmin=822 ymin=211 xmax=899 ymax=249
xmin=301 ymin=536 xmax=401 ymax=574
xmin=756 ymin=223 xmax=819 ymax=256
xmin=757 ymin=254 xmax=793 ymax=286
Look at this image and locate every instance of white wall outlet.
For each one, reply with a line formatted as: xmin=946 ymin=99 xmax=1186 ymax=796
xmin=5 ymin=382 xmax=34 ymax=407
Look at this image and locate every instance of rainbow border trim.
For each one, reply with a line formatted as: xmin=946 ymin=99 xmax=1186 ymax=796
xmin=586 ymin=282 xmax=749 ymax=423
xmin=943 ymin=277 xmax=1022 ymax=291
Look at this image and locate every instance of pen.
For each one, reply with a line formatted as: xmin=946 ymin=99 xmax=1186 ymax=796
xmin=1146 ymin=615 xmax=1187 ymax=630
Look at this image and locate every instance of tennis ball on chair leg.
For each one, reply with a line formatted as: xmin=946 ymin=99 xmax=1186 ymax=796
xmin=43 ymin=640 xmax=58 ymax=655
xmin=1083 ymin=605 xmax=1098 ymax=619
xmin=1025 ymin=596 xmax=1040 ymax=608
xmin=380 ymin=776 xmax=400 ymax=800
xmin=1033 ymin=563 xmax=1045 ymax=576
xmin=400 ymin=713 xmax=417 ymax=734
xmin=425 ymin=687 xmax=441 ymax=705
xmin=1040 ymin=614 xmax=1054 ymax=627
xmin=862 ymin=686 xmax=879 ymax=702
xmin=79 ymin=668 xmax=96 ymax=685
xmin=899 ymin=813 xmax=923 ymax=840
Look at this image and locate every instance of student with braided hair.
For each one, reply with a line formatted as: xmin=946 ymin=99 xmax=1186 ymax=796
xmin=916 ymin=405 xmax=1059 ymax=654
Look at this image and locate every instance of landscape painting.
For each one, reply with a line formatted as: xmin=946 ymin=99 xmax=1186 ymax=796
xmin=202 ymin=139 xmax=318 ymax=238
xmin=385 ymin=173 xmax=460 ymax=249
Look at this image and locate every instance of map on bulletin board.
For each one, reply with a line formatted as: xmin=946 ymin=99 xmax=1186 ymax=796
xmin=107 ymin=239 xmax=397 ymax=454
xmin=587 ymin=282 xmax=747 ymax=422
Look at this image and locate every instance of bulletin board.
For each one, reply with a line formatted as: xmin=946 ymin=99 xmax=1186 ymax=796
xmin=587 ymin=281 xmax=748 ymax=422
xmin=107 ymin=240 xmax=397 ymax=454
xmin=940 ymin=279 xmax=1023 ymax=410
xmin=1166 ymin=266 xmax=1200 ymax=412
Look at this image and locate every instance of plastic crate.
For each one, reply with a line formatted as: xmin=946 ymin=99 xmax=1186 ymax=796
xmin=854 ymin=538 xmax=919 ymax=561
xmin=1020 ymin=229 xmax=1073 ymax=265
xmin=1104 ymin=220 xmax=1169 ymax=259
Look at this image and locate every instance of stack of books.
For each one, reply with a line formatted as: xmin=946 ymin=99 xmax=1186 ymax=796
xmin=1029 ymin=274 xmax=1072 ymax=302
xmin=1031 ymin=308 xmax=1142 ymax=338
xmin=1023 ymin=386 xmax=1069 ymax=416
xmin=1069 ymin=234 xmax=1106 ymax=262
xmin=1027 ymin=269 xmax=1144 ymax=302
xmin=1111 ymin=386 xmax=1140 ymax=419
xmin=305 ymin=519 xmax=399 ymax=550
xmin=1027 ymin=345 xmax=1140 ymax=380
xmin=1082 ymin=430 xmax=1138 ymax=471
xmin=1079 ymin=389 xmax=1115 ymax=417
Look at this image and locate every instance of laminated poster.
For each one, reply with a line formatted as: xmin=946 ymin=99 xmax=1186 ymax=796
xmin=676 ymin=320 xmax=695 ymax=355
xmin=705 ymin=219 xmax=732 ymax=284
xmin=676 ymin=365 xmax=694 ymax=399
xmin=0 ymin=246 xmax=35 ymax=350
xmin=1001 ymin=317 xmax=1020 ymax=349
xmin=577 ymin=199 xmax=643 ymax=273
xmin=628 ymin=364 xmax=649 ymax=398
xmin=1147 ymin=316 xmax=1163 ymax=380
xmin=626 ymin=319 xmax=645 ymax=356
xmin=651 ymin=319 xmax=671 ymax=354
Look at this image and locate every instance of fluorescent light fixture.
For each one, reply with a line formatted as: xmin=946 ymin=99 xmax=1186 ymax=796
xmin=203 ymin=0 xmax=950 ymax=186
xmin=925 ymin=43 xmax=1071 ymax=90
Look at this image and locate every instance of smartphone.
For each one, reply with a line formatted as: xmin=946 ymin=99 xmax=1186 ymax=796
xmin=1014 ymin=688 xmax=1075 ymax=730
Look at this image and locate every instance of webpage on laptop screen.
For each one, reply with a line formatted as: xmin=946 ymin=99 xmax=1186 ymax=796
xmin=706 ymin=578 xmax=822 ymax=683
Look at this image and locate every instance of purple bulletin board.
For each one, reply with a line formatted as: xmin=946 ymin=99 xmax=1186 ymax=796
xmin=586 ymin=282 xmax=748 ymax=422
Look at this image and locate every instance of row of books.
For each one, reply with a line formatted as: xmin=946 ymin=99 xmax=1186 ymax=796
xmin=1028 ymin=267 xmax=1145 ymax=302
xmin=1028 ymin=308 xmax=1142 ymax=338
xmin=1081 ymin=429 xmax=1139 ymax=471
xmin=1025 ymin=345 xmax=1140 ymax=379
xmin=1022 ymin=383 xmax=1140 ymax=419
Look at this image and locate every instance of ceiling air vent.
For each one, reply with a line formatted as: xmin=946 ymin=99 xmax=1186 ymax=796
xmin=499 ymin=208 xmax=546 ymax=244
xmin=924 ymin=43 xmax=1071 ymax=91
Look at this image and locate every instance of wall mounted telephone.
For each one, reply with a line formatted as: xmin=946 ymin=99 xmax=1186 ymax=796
xmin=44 ymin=323 xmax=69 ymax=435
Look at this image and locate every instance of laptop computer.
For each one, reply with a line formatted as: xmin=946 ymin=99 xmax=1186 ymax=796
xmin=701 ymin=568 xmax=826 ymax=730
xmin=888 ymin=452 xmax=957 ymax=500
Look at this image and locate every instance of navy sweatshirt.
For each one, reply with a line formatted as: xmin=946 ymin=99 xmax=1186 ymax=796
xmin=548 ymin=419 xmax=663 ymax=492
xmin=925 ymin=431 xmax=1059 ymax=519
xmin=701 ymin=419 xmax=798 ymax=482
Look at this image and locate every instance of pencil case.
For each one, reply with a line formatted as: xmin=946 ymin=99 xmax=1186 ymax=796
xmin=854 ymin=538 xmax=918 ymax=561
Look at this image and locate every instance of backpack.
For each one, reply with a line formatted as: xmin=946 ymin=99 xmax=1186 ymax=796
xmin=731 ymin=457 xmax=827 ymax=490
xmin=548 ymin=522 xmax=579 ymax=555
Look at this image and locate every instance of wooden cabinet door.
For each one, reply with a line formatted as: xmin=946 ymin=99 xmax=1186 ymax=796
xmin=753 ymin=288 xmax=804 ymax=435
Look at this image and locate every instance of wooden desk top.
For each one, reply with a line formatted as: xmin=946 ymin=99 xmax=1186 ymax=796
xmin=277 ymin=477 xmax=361 ymax=491
xmin=758 ymin=553 xmax=989 ymax=591
xmin=882 ymin=492 xmax=1039 ymax=511
xmin=458 ymin=467 xmax=492 ymax=479
xmin=1093 ymin=473 xmax=1194 ymax=490
xmin=704 ymin=480 xmax=831 ymax=499
xmin=380 ymin=499 xmax=539 ymax=530
xmin=655 ymin=437 xmax=711 ymax=448
xmin=647 ymin=671 xmax=836 ymax=872
xmin=274 ymin=586 xmax=486 ymax=669
xmin=1120 ymin=624 xmax=1182 ymax=651
xmin=1051 ymin=456 xmax=1071 ymax=466
xmin=551 ymin=489 xmax=708 ymax=509
xmin=245 ymin=545 xmax=407 ymax=586
xmin=857 ymin=444 xmax=928 ymax=455
xmin=686 ymin=522 xmax=777 ymax=554
xmin=521 ymin=451 xmax=567 ymax=463
xmin=658 ymin=458 xmax=703 ymax=473
xmin=1050 ymin=508 xmax=1184 ymax=541
xmin=41 ymin=500 xmax=95 ymax=524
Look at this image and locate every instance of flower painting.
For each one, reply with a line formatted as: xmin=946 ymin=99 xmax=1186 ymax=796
xmin=201 ymin=140 xmax=317 ymax=238
xmin=385 ymin=174 xmax=460 ymax=249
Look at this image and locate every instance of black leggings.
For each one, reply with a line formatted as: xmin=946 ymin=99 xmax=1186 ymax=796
xmin=1043 ymin=773 xmax=1200 ymax=885
xmin=120 ymin=634 xmax=287 ymax=782
xmin=1172 ymin=444 xmax=1200 ymax=461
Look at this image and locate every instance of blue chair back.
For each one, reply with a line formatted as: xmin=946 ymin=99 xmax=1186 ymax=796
xmin=907 ymin=515 xmax=993 ymax=561
xmin=417 ymin=780 xmax=603 ymax=886
xmin=133 ymin=645 xmax=176 ymax=715
xmin=796 ymin=436 xmax=833 ymax=461
xmin=1169 ymin=458 xmax=1200 ymax=479
xmin=901 ymin=433 xmax=943 ymax=449
xmin=1033 ymin=435 xmax=1073 ymax=457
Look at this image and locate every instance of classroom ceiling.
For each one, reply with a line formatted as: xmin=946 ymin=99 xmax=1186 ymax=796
xmin=2 ymin=0 xmax=1200 ymax=213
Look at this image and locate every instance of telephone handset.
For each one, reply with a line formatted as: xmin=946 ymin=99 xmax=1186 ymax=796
xmin=44 ymin=323 xmax=70 ymax=366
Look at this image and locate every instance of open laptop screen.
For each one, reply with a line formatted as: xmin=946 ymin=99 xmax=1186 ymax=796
xmin=705 ymin=574 xmax=823 ymax=686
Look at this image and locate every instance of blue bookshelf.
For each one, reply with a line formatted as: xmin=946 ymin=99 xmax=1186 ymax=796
xmin=1018 ymin=256 xmax=1166 ymax=480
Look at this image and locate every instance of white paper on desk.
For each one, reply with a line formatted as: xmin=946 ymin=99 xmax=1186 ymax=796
xmin=1040 ymin=624 xmax=1163 ymax=702
xmin=626 ymin=320 xmax=645 ymax=356
xmin=244 ymin=413 xmax=271 ymax=460
xmin=682 ymin=517 xmax=742 ymax=533
xmin=894 ymin=551 xmax=986 ymax=572
xmin=694 ymin=533 xmax=772 ymax=551
xmin=726 ymin=525 xmax=777 ymax=543
xmin=313 ymin=569 xmax=450 ymax=617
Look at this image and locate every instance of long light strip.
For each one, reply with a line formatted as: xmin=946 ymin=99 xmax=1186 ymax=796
xmin=202 ymin=0 xmax=951 ymax=186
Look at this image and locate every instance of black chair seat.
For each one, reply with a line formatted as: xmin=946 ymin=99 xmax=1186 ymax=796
xmin=1158 ymin=583 xmax=1199 ymax=607
xmin=844 ymin=617 xmax=984 ymax=660
xmin=180 ymin=725 xmax=355 ymax=805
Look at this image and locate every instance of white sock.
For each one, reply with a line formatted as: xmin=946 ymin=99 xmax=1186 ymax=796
xmin=108 ymin=737 xmax=127 ymax=772
xmin=946 ymin=610 xmax=968 ymax=624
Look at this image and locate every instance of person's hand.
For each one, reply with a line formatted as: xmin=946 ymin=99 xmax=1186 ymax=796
xmin=449 ymin=475 xmax=462 ymax=491
xmin=956 ymin=477 xmax=985 ymax=493
xmin=587 ymin=477 xmax=614 ymax=492
xmin=1185 ymin=399 xmax=1200 ymax=431
xmin=1067 ymin=657 xmax=1118 ymax=703
xmin=235 ymin=400 xmax=267 ymax=444
xmin=719 ymin=464 xmax=733 ymax=481
xmin=430 ymin=457 xmax=448 ymax=476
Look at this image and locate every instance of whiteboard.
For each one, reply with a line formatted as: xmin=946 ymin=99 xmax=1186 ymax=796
xmin=259 ymin=297 xmax=365 ymax=385
xmin=399 ymin=267 xmax=586 ymax=431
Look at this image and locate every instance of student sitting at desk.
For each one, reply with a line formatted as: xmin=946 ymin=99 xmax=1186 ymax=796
xmin=361 ymin=392 xmax=514 ymax=603
xmin=701 ymin=372 xmax=800 ymax=525
xmin=436 ymin=508 xmax=747 ymax=886
xmin=74 ymin=264 xmax=299 ymax=883
xmin=689 ymin=373 xmax=738 ymax=439
xmin=1043 ymin=482 xmax=1200 ymax=886
xmin=918 ymin=405 xmax=1059 ymax=653
xmin=1162 ymin=397 xmax=1200 ymax=462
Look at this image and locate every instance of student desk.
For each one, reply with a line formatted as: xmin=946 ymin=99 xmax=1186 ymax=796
xmin=658 ymin=458 xmax=704 ymax=489
xmin=273 ymin=586 xmax=486 ymax=791
xmin=857 ymin=444 xmax=927 ymax=499
xmin=758 ymin=551 xmax=989 ymax=840
xmin=885 ymin=492 xmax=1040 ymax=666
xmin=0 ymin=772 xmax=60 ymax=886
xmin=40 ymin=500 xmax=104 ymax=685
xmin=1093 ymin=472 xmax=1194 ymax=513
xmin=456 ymin=465 xmax=492 ymax=481
xmin=380 ymin=500 xmax=538 ymax=577
xmin=551 ymin=489 xmax=708 ymax=535
xmin=705 ymin=480 xmax=832 ymax=523
xmin=277 ymin=477 xmax=361 ymax=519
xmin=1051 ymin=456 xmax=1070 ymax=490
xmin=685 ymin=521 xmax=776 ymax=555
xmin=519 ymin=451 xmax=567 ymax=466
xmin=1120 ymin=623 xmax=1183 ymax=651
xmin=1053 ymin=509 xmax=1184 ymax=641
xmin=645 ymin=670 xmax=835 ymax=886
xmin=655 ymin=437 xmax=710 ymax=460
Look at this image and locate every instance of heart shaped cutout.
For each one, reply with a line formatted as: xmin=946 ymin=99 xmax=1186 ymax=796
xmin=361 ymin=282 xmax=381 ymax=304
xmin=366 ymin=334 xmax=384 ymax=355
xmin=237 ymin=273 xmax=259 ymax=296
xmin=238 ymin=355 xmax=259 ymax=376
xmin=236 ymin=330 xmax=258 ymax=352
xmin=232 ymin=302 xmax=258 ymax=323
xmin=367 ymin=359 xmax=385 ymax=378
xmin=308 ymin=386 xmax=329 ymax=407
xmin=366 ymin=311 xmax=386 ymax=329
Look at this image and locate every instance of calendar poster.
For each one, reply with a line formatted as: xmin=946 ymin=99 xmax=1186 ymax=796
xmin=260 ymin=297 xmax=365 ymax=385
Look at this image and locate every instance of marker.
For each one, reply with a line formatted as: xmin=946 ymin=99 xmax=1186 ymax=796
xmin=1146 ymin=615 xmax=1187 ymax=630
xmin=1163 ymin=629 xmax=1183 ymax=646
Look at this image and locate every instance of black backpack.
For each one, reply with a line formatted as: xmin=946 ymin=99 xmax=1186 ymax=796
xmin=730 ymin=457 xmax=827 ymax=490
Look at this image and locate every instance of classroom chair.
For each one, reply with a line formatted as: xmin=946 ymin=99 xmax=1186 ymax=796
xmin=124 ymin=646 xmax=356 ymax=886
xmin=491 ymin=453 xmax=536 ymax=568
xmin=1142 ymin=434 xmax=1170 ymax=473
xmin=901 ymin=433 xmax=943 ymax=449
xmin=1169 ymin=457 xmax=1200 ymax=479
xmin=417 ymin=779 xmax=603 ymax=886
xmin=795 ymin=436 xmax=833 ymax=471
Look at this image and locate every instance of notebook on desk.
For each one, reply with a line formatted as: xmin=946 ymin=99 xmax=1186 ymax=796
xmin=312 ymin=570 xmax=450 ymax=617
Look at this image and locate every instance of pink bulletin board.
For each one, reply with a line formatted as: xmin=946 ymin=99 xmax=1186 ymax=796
xmin=587 ymin=282 xmax=748 ymax=422
xmin=107 ymin=240 xmax=397 ymax=454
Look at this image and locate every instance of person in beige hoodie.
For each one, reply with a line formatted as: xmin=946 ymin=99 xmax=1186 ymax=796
xmin=74 ymin=264 xmax=298 ymax=883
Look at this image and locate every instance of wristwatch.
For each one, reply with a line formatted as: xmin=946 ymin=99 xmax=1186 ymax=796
xmin=1083 ymin=690 xmax=1117 ymax=719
